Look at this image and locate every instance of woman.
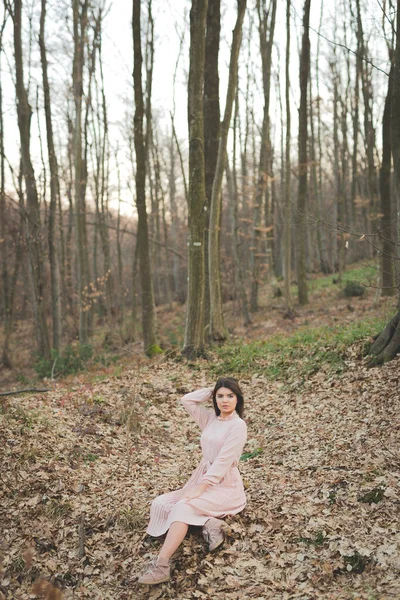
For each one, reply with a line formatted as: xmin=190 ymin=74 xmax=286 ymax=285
xmin=138 ymin=377 xmax=247 ymax=585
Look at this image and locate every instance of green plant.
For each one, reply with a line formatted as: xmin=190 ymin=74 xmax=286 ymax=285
xmin=358 ymin=487 xmax=385 ymax=504
xmin=298 ymin=530 xmax=326 ymax=547
xmin=343 ymin=280 xmax=365 ymax=297
xmin=34 ymin=344 xmax=93 ymax=379
xmin=83 ymin=453 xmax=99 ymax=463
xmin=210 ymin=317 xmax=386 ymax=383
xmin=240 ymin=448 xmax=263 ymax=461
xmin=46 ymin=498 xmax=72 ymax=518
xmin=343 ymin=551 xmax=369 ymax=574
xmin=117 ymin=507 xmax=146 ymax=531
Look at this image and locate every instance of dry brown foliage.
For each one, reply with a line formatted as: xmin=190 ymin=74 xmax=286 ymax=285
xmin=0 ymin=353 xmax=399 ymax=599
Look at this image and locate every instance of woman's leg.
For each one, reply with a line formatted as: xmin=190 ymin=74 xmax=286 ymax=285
xmin=158 ymin=521 xmax=188 ymax=559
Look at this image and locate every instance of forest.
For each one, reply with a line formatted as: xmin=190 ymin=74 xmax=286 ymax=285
xmin=0 ymin=0 xmax=400 ymax=599
xmin=0 ymin=0 xmax=399 ymax=370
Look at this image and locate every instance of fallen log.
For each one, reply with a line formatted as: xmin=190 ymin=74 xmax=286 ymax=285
xmin=0 ymin=388 xmax=51 ymax=397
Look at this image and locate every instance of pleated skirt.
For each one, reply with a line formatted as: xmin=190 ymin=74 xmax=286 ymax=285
xmin=146 ymin=461 xmax=246 ymax=537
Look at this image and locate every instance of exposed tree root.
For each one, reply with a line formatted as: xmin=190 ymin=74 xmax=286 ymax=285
xmin=367 ymin=311 xmax=400 ymax=366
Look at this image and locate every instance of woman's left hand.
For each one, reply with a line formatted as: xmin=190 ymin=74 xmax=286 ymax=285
xmin=182 ymin=483 xmax=209 ymax=500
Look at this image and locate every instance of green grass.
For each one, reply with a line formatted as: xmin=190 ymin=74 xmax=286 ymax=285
xmin=308 ymin=263 xmax=377 ymax=295
xmin=210 ymin=317 xmax=386 ymax=383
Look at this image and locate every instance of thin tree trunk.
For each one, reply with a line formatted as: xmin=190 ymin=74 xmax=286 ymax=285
xmin=296 ymin=0 xmax=311 ymax=305
xmin=182 ymin=0 xmax=209 ymax=359
xmin=132 ymin=0 xmax=158 ymax=356
xmin=12 ymin=0 xmax=50 ymax=358
xmin=284 ymin=0 xmax=293 ymax=314
xmin=392 ymin=0 xmax=400 ymax=265
xmin=208 ymin=0 xmax=246 ymax=342
xmin=115 ymin=147 xmax=125 ymax=320
xmin=72 ymin=0 xmax=91 ymax=343
xmin=203 ymin=0 xmax=220 ymax=340
xmin=168 ymin=121 xmax=181 ymax=299
xmin=0 ymin=11 xmax=9 ymax=334
xmin=250 ymin=0 xmax=277 ymax=312
xmin=98 ymin=26 xmax=113 ymax=315
xmin=380 ymin=60 xmax=395 ymax=295
xmin=39 ymin=0 xmax=62 ymax=352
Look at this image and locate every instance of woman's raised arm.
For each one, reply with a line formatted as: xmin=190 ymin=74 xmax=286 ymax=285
xmin=180 ymin=387 xmax=215 ymax=430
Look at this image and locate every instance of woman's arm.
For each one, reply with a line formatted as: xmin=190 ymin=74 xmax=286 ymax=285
xmin=201 ymin=421 xmax=247 ymax=485
xmin=180 ymin=387 xmax=215 ymax=430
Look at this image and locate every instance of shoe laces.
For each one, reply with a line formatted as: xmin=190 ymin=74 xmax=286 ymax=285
xmin=143 ymin=557 xmax=158 ymax=574
xmin=203 ymin=528 xmax=211 ymax=545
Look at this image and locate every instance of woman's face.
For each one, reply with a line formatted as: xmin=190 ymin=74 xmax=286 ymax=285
xmin=215 ymin=386 xmax=238 ymax=418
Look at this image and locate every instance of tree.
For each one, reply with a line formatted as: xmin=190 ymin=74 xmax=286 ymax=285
xmin=203 ymin=0 xmax=220 ymax=339
xmin=208 ymin=0 xmax=246 ymax=342
xmin=250 ymin=0 xmax=277 ymax=312
xmin=11 ymin=0 xmax=51 ymax=358
xmin=39 ymin=0 xmax=62 ymax=351
xmin=132 ymin=0 xmax=158 ymax=356
xmin=379 ymin=59 xmax=395 ymax=296
xmin=283 ymin=0 xmax=293 ymax=314
xmin=296 ymin=0 xmax=311 ymax=305
xmin=72 ymin=0 xmax=91 ymax=343
xmin=368 ymin=0 xmax=400 ymax=366
xmin=182 ymin=0 xmax=208 ymax=359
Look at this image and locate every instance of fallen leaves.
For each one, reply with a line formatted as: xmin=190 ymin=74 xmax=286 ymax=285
xmin=0 ymin=357 xmax=399 ymax=599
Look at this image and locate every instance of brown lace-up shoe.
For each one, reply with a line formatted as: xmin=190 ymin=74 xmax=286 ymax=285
xmin=138 ymin=556 xmax=170 ymax=585
xmin=202 ymin=517 xmax=230 ymax=552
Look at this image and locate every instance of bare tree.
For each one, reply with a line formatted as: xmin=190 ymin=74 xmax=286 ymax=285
xmin=250 ymin=0 xmax=277 ymax=312
xmin=367 ymin=0 xmax=400 ymax=365
xmin=208 ymin=0 xmax=246 ymax=342
xmin=203 ymin=0 xmax=220 ymax=338
xmin=132 ymin=0 xmax=158 ymax=355
xmin=10 ymin=0 xmax=51 ymax=358
xmin=283 ymin=0 xmax=293 ymax=314
xmin=182 ymin=0 xmax=208 ymax=359
xmin=296 ymin=0 xmax=311 ymax=305
xmin=72 ymin=0 xmax=91 ymax=343
xmin=39 ymin=0 xmax=62 ymax=351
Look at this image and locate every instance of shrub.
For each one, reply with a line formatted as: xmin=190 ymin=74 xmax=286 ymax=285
xmin=34 ymin=344 xmax=93 ymax=379
xmin=343 ymin=280 xmax=365 ymax=297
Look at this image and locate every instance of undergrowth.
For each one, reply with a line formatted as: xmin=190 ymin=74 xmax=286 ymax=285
xmin=210 ymin=317 xmax=386 ymax=383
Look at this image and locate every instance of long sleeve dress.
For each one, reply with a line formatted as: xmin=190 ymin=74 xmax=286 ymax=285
xmin=146 ymin=388 xmax=247 ymax=537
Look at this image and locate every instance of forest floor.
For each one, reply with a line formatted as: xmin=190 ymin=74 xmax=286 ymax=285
xmin=1 ymin=263 xmax=400 ymax=599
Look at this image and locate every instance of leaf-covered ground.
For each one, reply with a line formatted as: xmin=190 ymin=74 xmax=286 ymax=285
xmin=1 ymin=353 xmax=399 ymax=599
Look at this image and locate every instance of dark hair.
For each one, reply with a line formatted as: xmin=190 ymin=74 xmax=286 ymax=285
xmin=212 ymin=377 xmax=244 ymax=419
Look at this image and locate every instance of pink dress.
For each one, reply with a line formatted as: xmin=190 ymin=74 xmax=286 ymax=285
xmin=146 ymin=388 xmax=247 ymax=536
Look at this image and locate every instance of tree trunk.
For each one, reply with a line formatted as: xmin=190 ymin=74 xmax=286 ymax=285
xmin=379 ymin=60 xmax=395 ymax=296
xmin=72 ymin=0 xmax=91 ymax=343
xmin=168 ymin=121 xmax=181 ymax=299
xmin=284 ymin=0 xmax=293 ymax=314
xmin=208 ymin=0 xmax=246 ymax=342
xmin=367 ymin=0 xmax=400 ymax=366
xmin=355 ymin=0 xmax=378 ymax=249
xmin=203 ymin=0 xmax=220 ymax=340
xmin=12 ymin=0 xmax=51 ymax=358
xmin=250 ymin=0 xmax=277 ymax=312
xmin=132 ymin=0 xmax=158 ymax=356
xmin=392 ymin=0 xmax=400 ymax=254
xmin=296 ymin=0 xmax=311 ymax=305
xmin=115 ymin=148 xmax=125 ymax=321
xmin=39 ymin=0 xmax=62 ymax=352
xmin=0 ymin=11 xmax=9 ymax=358
xmin=182 ymin=0 xmax=209 ymax=359
xmin=226 ymin=151 xmax=251 ymax=326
